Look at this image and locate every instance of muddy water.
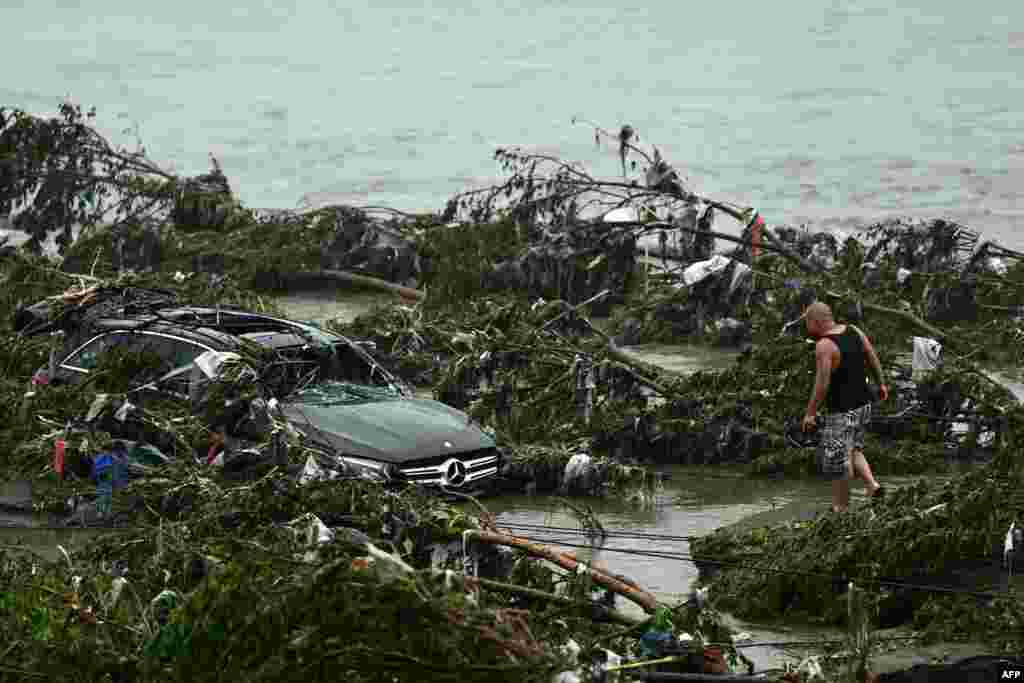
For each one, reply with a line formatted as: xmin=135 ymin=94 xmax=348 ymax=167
xmin=0 ymin=289 xmax=1007 ymax=671
xmin=487 ymin=471 xmax=868 ymax=670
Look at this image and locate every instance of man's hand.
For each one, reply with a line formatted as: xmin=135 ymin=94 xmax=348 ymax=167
xmin=801 ymin=413 xmax=817 ymax=433
xmin=879 ymin=384 xmax=889 ymax=402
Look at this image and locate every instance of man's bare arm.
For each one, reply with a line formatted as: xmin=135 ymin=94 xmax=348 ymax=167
xmin=851 ymin=325 xmax=885 ymax=384
xmin=806 ymin=340 xmax=833 ymax=417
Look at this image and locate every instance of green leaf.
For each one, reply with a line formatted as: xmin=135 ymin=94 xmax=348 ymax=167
xmin=30 ymin=607 xmax=51 ymax=641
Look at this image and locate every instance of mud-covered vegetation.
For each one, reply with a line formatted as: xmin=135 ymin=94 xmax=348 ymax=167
xmin=3 ymin=104 xmax=1024 ymax=680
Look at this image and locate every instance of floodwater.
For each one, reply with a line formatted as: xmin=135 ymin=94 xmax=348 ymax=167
xmin=0 ymin=288 xmax=1007 ymax=671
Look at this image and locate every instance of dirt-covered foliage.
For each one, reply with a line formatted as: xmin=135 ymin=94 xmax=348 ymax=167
xmin=0 ymin=256 xmax=738 ymax=682
xmin=0 ymin=476 xmax=570 ymax=682
xmin=691 ymin=417 xmax=1024 ymax=652
xmin=5 ymin=110 xmax=1024 ymax=679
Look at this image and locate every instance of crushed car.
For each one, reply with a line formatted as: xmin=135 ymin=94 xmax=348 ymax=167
xmin=15 ymin=290 xmax=503 ymax=496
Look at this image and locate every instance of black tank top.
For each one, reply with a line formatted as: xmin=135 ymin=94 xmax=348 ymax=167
xmin=823 ymin=326 xmax=872 ymax=414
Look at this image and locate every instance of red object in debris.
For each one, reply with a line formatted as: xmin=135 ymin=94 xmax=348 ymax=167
xmin=206 ymin=429 xmax=227 ymax=465
xmin=749 ymin=212 xmax=764 ymax=260
xmin=54 ymin=439 xmax=66 ymax=478
xmin=702 ymin=646 xmax=728 ymax=674
xmin=206 ymin=443 xmax=223 ymax=466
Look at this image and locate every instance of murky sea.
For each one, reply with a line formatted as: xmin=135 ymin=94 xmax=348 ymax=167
xmin=2 ymin=0 xmax=1023 ymax=249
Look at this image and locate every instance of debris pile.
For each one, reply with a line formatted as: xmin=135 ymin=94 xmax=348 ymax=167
xmin=5 ymin=105 xmax=1024 ymax=678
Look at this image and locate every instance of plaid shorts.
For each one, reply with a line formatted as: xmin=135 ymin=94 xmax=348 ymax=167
xmin=817 ymin=404 xmax=871 ymax=480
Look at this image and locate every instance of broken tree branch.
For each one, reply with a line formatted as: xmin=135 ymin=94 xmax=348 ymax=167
xmin=822 ymin=290 xmax=958 ymax=349
xmin=286 ymin=269 xmax=425 ymax=301
xmin=465 ymin=529 xmax=660 ymax=613
xmin=463 ymin=574 xmax=644 ymax=626
xmin=626 ymin=220 xmax=825 ymax=275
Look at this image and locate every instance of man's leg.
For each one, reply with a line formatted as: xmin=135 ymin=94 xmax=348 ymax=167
xmin=819 ymin=413 xmax=855 ymax=512
xmin=851 ymin=449 xmax=880 ymax=494
xmin=831 ymin=476 xmax=850 ymax=513
xmin=851 ymin=406 xmax=881 ymax=495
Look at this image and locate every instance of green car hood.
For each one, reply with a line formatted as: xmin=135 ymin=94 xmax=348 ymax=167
xmin=281 ymin=395 xmax=495 ymax=463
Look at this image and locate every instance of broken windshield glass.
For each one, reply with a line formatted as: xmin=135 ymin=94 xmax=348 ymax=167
xmin=287 ymin=380 xmax=400 ymax=406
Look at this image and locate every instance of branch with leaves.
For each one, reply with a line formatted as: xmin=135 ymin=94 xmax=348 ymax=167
xmin=0 ymin=102 xmax=211 ymax=253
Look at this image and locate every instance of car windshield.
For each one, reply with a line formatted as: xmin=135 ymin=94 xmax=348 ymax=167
xmin=287 ymin=379 xmax=400 ymax=406
xmin=289 ymin=322 xmax=342 ymax=346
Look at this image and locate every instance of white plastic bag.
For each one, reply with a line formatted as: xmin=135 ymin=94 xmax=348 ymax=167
xmin=682 ymin=255 xmax=732 ymax=287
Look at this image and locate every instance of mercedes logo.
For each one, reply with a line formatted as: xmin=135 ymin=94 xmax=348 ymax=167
xmin=442 ymin=458 xmax=467 ymax=488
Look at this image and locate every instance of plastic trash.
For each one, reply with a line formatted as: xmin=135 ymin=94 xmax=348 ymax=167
xmin=53 ymin=438 xmax=65 ymax=479
xmin=93 ymin=442 xmax=129 ymax=517
xmin=114 ymin=401 xmax=134 ymax=422
xmin=911 ymin=336 xmax=942 ymax=380
xmin=287 ymin=513 xmax=335 ymax=562
xmin=682 ymin=255 xmax=733 ymax=287
xmin=85 ymin=393 xmax=110 ymax=422
xmin=192 ymin=351 xmax=243 ymax=379
xmin=639 ymin=628 xmax=673 ymax=657
xmin=639 ymin=605 xmax=675 ymax=657
xmin=987 ymin=257 xmax=1008 ymax=276
xmin=128 ymin=443 xmax=169 ymax=467
xmin=603 ymin=206 xmax=641 ymax=224
xmin=299 ymin=455 xmax=341 ymax=485
xmin=1006 ymin=522 xmax=1018 ymax=569
xmin=729 ymin=261 xmax=752 ymax=295
xmin=562 ymin=453 xmax=598 ymax=495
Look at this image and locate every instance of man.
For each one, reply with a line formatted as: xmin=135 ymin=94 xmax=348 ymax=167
xmin=801 ymin=302 xmax=888 ymax=512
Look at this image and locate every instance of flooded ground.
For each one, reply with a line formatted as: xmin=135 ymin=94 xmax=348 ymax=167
xmin=0 ymin=287 xmax=1010 ymax=672
xmin=487 ymin=469 xmax=963 ymax=671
